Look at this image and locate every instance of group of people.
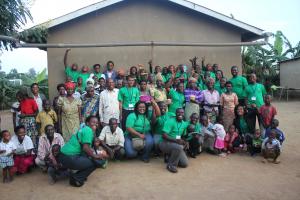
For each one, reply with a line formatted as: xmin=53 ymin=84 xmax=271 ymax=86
xmin=0 ymin=49 xmax=285 ymax=187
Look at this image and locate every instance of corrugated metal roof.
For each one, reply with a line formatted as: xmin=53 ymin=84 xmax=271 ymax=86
xmin=37 ymin=0 xmax=264 ymax=37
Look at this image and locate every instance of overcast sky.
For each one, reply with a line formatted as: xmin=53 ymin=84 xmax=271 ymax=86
xmin=1 ymin=0 xmax=299 ymax=73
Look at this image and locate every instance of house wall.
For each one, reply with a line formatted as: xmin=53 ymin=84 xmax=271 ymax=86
xmin=47 ymin=0 xmax=242 ymax=99
xmin=280 ymin=59 xmax=300 ymax=88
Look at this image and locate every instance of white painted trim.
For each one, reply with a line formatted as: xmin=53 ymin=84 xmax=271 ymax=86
xmin=40 ymin=0 xmax=263 ymax=36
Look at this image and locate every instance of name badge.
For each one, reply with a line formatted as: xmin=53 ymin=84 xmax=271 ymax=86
xmin=251 ymin=96 xmax=256 ymax=101
xmin=128 ymin=103 xmax=134 ymax=108
xmin=176 ymin=135 xmax=181 ymax=139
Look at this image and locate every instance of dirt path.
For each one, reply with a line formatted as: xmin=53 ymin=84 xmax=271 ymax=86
xmin=0 ymin=102 xmax=300 ymax=200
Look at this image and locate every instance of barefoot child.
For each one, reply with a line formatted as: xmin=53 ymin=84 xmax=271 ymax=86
xmin=0 ymin=130 xmax=16 ymax=183
xmin=262 ymin=130 xmax=281 ymax=164
xmin=224 ymin=124 xmax=240 ymax=153
xmin=46 ymin=144 xmax=69 ymax=185
xmin=212 ymin=117 xmax=226 ymax=156
xmin=249 ymin=129 xmax=263 ymax=156
xmin=259 ymin=95 xmax=277 ymax=137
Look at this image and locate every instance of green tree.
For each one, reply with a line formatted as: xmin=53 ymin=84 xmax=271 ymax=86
xmin=0 ymin=0 xmax=33 ymax=50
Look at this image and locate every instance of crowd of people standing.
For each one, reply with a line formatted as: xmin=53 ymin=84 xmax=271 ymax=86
xmin=0 ymin=49 xmax=285 ymax=187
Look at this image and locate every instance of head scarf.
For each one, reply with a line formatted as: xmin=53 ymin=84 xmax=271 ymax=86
xmin=64 ymin=82 xmax=76 ymax=90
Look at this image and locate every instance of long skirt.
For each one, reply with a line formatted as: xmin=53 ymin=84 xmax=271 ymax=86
xmin=185 ymin=102 xmax=200 ymax=120
xmin=222 ymin=108 xmax=235 ymax=132
xmin=19 ymin=116 xmax=38 ymax=147
xmin=12 ymin=155 xmax=34 ymax=174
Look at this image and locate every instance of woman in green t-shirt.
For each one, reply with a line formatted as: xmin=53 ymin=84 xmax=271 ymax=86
xmin=58 ymin=116 xmax=108 ymax=187
xmin=125 ymin=100 xmax=160 ymax=163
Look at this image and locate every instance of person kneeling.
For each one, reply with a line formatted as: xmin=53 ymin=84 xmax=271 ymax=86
xmin=159 ymin=108 xmax=188 ymax=173
xmin=46 ymin=144 xmax=69 ymax=185
xmin=99 ymin=118 xmax=125 ymax=161
xmin=261 ymin=130 xmax=281 ymax=164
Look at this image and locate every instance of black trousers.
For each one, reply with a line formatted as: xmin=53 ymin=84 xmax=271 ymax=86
xmin=58 ymin=153 xmax=96 ymax=184
xmin=121 ymin=109 xmax=134 ymax=131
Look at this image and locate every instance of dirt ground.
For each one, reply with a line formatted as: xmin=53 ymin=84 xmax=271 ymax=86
xmin=0 ymin=101 xmax=300 ymax=200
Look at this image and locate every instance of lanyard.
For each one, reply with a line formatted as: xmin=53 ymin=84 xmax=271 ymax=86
xmin=126 ymin=87 xmax=133 ymax=103
xmin=176 ymin=121 xmax=183 ymax=136
xmin=251 ymin=84 xmax=258 ymax=94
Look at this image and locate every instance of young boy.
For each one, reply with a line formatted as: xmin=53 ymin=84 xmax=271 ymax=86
xmin=200 ymin=115 xmax=215 ymax=154
xmin=259 ymin=95 xmax=277 ymax=137
xmin=186 ymin=113 xmax=203 ymax=158
xmin=265 ymin=119 xmax=285 ymax=145
xmin=36 ymin=100 xmax=58 ymax=135
xmin=261 ymin=130 xmax=281 ymax=164
xmin=46 ymin=144 xmax=69 ymax=185
xmin=249 ymin=129 xmax=263 ymax=156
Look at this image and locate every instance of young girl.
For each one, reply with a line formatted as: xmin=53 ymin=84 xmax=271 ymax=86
xmin=212 ymin=118 xmax=226 ymax=157
xmin=0 ymin=130 xmax=16 ymax=183
xmin=224 ymin=124 xmax=240 ymax=154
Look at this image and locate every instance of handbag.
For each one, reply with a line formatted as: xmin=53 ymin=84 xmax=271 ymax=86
xmin=132 ymin=137 xmax=145 ymax=151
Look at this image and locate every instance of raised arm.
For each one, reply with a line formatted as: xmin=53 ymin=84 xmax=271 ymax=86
xmin=64 ymin=49 xmax=71 ymax=68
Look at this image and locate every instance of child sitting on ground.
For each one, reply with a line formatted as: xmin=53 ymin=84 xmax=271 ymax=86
xmin=265 ymin=119 xmax=285 ymax=145
xmin=259 ymin=95 xmax=277 ymax=137
xmin=0 ymin=130 xmax=16 ymax=183
xmin=249 ymin=129 xmax=263 ymax=156
xmin=45 ymin=144 xmax=69 ymax=185
xmin=224 ymin=124 xmax=240 ymax=154
xmin=261 ymin=130 xmax=281 ymax=164
xmin=212 ymin=117 xmax=226 ymax=157
xmin=92 ymin=138 xmax=109 ymax=169
xmin=200 ymin=115 xmax=215 ymax=154
xmin=185 ymin=124 xmax=198 ymax=158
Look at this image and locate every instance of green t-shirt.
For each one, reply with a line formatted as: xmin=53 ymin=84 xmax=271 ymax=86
xmin=168 ymin=88 xmax=185 ymax=114
xmin=118 ymin=87 xmax=140 ymax=109
xmin=94 ymin=72 xmax=103 ymax=79
xmin=164 ymin=73 xmax=172 ymax=83
xmin=230 ymin=75 xmax=248 ymax=99
xmin=65 ymin=67 xmax=79 ymax=82
xmin=125 ymin=113 xmax=151 ymax=136
xmin=154 ymin=112 xmax=175 ymax=135
xmin=245 ymin=83 xmax=266 ymax=108
xmin=252 ymin=137 xmax=263 ymax=147
xmin=61 ymin=126 xmax=94 ymax=155
xmin=78 ymin=73 xmax=90 ymax=90
xmin=176 ymin=72 xmax=188 ymax=87
xmin=239 ymin=118 xmax=249 ymax=135
xmin=161 ymin=118 xmax=188 ymax=142
xmin=210 ymin=71 xmax=216 ymax=81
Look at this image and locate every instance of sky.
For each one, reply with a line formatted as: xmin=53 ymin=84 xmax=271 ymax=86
xmin=1 ymin=0 xmax=299 ymax=73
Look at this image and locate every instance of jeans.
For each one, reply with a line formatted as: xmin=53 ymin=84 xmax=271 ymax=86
xmin=124 ymin=134 xmax=154 ymax=160
xmin=153 ymin=134 xmax=162 ymax=153
xmin=58 ymin=153 xmax=96 ymax=184
xmin=159 ymin=141 xmax=188 ymax=168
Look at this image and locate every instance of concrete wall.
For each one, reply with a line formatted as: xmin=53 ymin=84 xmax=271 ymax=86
xmin=280 ymin=58 xmax=300 ymax=88
xmin=47 ymin=0 xmax=243 ymax=99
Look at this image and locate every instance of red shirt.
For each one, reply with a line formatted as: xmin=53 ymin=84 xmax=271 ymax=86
xmin=259 ymin=105 xmax=277 ymax=127
xmin=20 ymin=98 xmax=38 ymax=115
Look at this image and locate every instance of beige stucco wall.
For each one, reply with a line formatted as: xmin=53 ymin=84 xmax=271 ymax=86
xmin=280 ymin=59 xmax=300 ymax=88
xmin=47 ymin=0 xmax=242 ymax=99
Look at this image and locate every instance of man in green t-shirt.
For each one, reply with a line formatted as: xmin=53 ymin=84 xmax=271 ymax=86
xmin=229 ymin=66 xmax=248 ymax=106
xmin=245 ymin=73 xmax=267 ymax=134
xmin=159 ymin=108 xmax=188 ymax=173
xmin=118 ymin=76 xmax=140 ymax=131
xmin=64 ymin=49 xmax=79 ymax=82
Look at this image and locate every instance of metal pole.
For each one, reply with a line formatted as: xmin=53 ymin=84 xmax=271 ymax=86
xmin=0 ymin=35 xmax=267 ymax=48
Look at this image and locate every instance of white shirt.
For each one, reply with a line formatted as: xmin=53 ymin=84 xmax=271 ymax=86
xmin=262 ymin=138 xmax=281 ymax=150
xmin=201 ymin=122 xmax=214 ymax=137
xmin=212 ymin=123 xmax=226 ymax=140
xmin=0 ymin=141 xmax=16 ymax=157
xmin=99 ymin=126 xmax=124 ymax=147
xmin=34 ymin=94 xmax=43 ymax=112
xmin=11 ymin=135 xmax=34 ymax=155
xmin=11 ymin=102 xmax=20 ymax=126
xmin=99 ymin=89 xmax=120 ymax=124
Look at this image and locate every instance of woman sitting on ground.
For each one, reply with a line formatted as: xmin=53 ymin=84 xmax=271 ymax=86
xmin=124 ymin=100 xmax=160 ymax=163
xmin=11 ymin=125 xmax=35 ymax=174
